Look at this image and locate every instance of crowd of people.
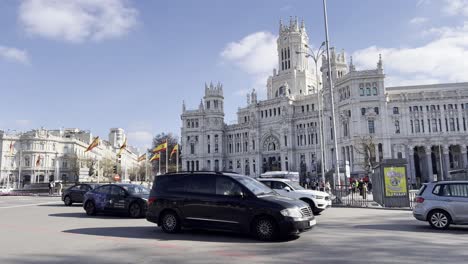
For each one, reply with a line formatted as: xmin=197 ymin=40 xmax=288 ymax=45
xmin=303 ymin=178 xmax=331 ymax=193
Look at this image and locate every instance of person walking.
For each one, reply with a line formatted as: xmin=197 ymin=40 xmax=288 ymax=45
xmin=57 ymin=181 xmax=62 ymax=196
xmin=325 ymin=181 xmax=331 ymax=194
xmin=48 ymin=180 xmax=53 ymax=195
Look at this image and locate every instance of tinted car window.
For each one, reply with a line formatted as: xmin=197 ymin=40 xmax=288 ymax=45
xmin=216 ymin=176 xmax=243 ymax=196
xmin=186 ymin=175 xmax=215 ymax=195
xmin=123 ymin=185 xmax=149 ymax=195
xmin=440 ymin=185 xmax=451 ymax=196
xmin=271 ymin=181 xmax=287 ymax=190
xmin=232 ymin=175 xmax=273 ymax=196
xmin=162 ymin=175 xmax=187 ymax=193
xmin=70 ymin=185 xmax=80 ymax=191
xmin=261 ymin=181 xmax=272 ymax=188
xmin=432 ymin=185 xmax=441 ymax=195
xmin=80 ymin=185 xmax=91 ymax=191
xmin=448 ymin=184 xmax=468 ymax=197
xmin=95 ymin=185 xmax=111 ymax=194
xmin=111 ymin=186 xmax=126 ymax=196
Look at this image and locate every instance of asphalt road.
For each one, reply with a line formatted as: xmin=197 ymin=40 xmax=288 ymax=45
xmin=1 ymin=196 xmax=467 ymax=264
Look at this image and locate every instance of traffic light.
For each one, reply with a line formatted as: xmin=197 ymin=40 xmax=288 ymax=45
xmin=113 ymin=165 xmax=117 ymax=174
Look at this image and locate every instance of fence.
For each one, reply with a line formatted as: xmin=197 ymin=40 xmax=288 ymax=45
xmin=331 ymin=185 xmax=375 ymax=207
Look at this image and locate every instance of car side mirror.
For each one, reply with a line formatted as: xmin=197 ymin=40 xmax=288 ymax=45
xmin=284 ymin=186 xmax=292 ymax=192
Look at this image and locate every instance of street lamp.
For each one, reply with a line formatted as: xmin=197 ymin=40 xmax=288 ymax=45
xmin=296 ymin=42 xmax=327 ymax=184
xmin=322 ymin=0 xmax=341 ymax=188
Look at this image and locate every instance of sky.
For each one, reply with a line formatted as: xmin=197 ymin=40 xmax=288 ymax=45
xmin=1 ymin=0 xmax=467 ymax=151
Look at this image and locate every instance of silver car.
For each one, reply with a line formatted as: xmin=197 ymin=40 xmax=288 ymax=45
xmin=413 ymin=181 xmax=468 ymax=229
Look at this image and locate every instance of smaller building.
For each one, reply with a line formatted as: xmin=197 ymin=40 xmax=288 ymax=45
xmin=0 ymin=128 xmax=140 ymax=188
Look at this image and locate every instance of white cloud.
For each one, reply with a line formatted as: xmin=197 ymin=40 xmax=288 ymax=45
xmin=0 ymin=45 xmax=30 ymax=64
xmin=221 ymin=31 xmax=277 ymax=95
xmin=352 ymin=21 xmax=468 ymax=86
xmin=409 ymin=17 xmax=428 ymax=25
xmin=18 ymin=0 xmax=138 ymax=43
xmin=442 ymin=0 xmax=468 ymax=16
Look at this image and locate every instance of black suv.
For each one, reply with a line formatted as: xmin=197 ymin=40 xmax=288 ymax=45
xmin=146 ymin=172 xmax=315 ymax=241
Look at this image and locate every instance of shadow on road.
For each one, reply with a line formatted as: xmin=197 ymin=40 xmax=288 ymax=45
xmin=62 ymin=226 xmax=298 ymax=243
xmin=39 ymin=203 xmax=81 ymax=207
xmin=49 ymin=212 xmax=135 ymax=219
xmin=354 ymin=222 xmax=468 ymax=234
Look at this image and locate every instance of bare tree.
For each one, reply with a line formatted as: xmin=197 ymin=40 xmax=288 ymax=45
xmin=150 ymin=133 xmax=180 ymax=174
xmin=354 ymin=136 xmax=378 ymax=174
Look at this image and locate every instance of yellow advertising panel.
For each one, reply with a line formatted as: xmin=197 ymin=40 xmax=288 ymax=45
xmin=384 ymin=166 xmax=407 ymax=197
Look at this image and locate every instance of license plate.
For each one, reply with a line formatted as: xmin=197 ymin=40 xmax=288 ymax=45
xmin=309 ymin=219 xmax=316 ymax=226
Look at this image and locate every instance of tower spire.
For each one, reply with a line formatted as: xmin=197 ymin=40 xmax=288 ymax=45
xmin=377 ymin=53 xmax=383 ymax=69
xmin=349 ymin=56 xmax=355 ymax=72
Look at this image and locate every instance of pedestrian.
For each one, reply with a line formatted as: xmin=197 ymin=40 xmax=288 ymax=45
xmin=48 ymin=180 xmax=53 ymax=195
xmin=358 ymin=180 xmax=364 ymax=196
xmin=51 ymin=181 xmax=56 ymax=195
xmin=363 ymin=182 xmax=368 ymax=199
xmin=57 ymin=181 xmax=62 ymax=196
xmin=325 ymin=181 xmax=331 ymax=194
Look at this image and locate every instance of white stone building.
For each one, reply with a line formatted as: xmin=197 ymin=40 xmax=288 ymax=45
xmin=0 ymin=128 xmax=140 ymax=188
xmin=181 ymin=18 xmax=468 ymax=187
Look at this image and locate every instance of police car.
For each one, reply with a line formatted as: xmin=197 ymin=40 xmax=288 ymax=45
xmin=83 ymin=183 xmax=149 ymax=218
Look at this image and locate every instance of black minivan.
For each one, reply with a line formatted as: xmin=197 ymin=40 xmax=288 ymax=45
xmin=146 ymin=172 xmax=316 ymax=241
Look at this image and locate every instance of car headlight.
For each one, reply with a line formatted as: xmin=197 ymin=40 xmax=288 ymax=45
xmin=280 ymin=208 xmax=302 ymax=218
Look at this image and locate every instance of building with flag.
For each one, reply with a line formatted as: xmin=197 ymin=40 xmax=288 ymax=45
xmin=0 ymin=128 xmax=141 ymax=188
xmin=181 ymin=18 xmax=468 ymax=186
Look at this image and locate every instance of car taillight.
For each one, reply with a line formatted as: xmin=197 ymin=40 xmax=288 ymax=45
xmin=414 ymin=197 xmax=425 ymax=203
xmin=148 ymin=197 xmax=156 ymax=206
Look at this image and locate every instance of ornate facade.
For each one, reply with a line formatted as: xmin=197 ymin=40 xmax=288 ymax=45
xmin=0 ymin=128 xmax=140 ymax=187
xmin=181 ymin=18 xmax=468 ymax=186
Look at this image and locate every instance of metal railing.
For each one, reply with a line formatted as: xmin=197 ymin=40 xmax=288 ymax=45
xmin=331 ymin=185 xmax=374 ymax=207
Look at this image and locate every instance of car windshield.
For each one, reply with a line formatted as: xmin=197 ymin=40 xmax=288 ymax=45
xmin=122 ymin=185 xmax=150 ymax=195
xmin=287 ymin=181 xmax=305 ymax=190
xmin=233 ymin=175 xmax=274 ymax=196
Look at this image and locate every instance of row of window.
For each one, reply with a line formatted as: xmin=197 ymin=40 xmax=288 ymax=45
xmin=409 ymin=103 xmax=468 ymax=112
xmin=359 ymin=82 xmax=379 ymax=96
xmin=186 ymin=119 xmax=199 ymax=128
xmin=297 ymin=133 xmax=319 ymax=146
xmin=409 ymin=117 xmax=467 ymax=134
xmin=21 ymin=156 xmax=69 ymax=168
xmin=261 ymin=107 xmax=281 ymax=118
xmin=297 ymin=104 xmax=315 ymax=114
xmin=296 ymin=122 xmax=318 ymax=130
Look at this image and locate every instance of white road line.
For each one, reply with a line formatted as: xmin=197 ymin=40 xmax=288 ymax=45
xmin=0 ymin=201 xmax=60 ymax=209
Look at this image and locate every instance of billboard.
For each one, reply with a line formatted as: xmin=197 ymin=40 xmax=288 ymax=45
xmin=384 ymin=166 xmax=407 ymax=197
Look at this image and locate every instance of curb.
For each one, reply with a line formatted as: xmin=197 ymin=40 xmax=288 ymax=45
xmin=331 ymin=205 xmax=412 ymax=211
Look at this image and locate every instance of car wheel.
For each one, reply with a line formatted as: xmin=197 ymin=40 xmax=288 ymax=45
xmin=160 ymin=211 xmax=181 ymax=233
xmin=429 ymin=210 xmax=451 ymax=230
xmin=253 ymin=217 xmax=278 ymax=241
xmin=129 ymin=202 xmax=142 ymax=218
xmin=85 ymin=201 xmax=96 ymax=216
xmin=64 ymin=196 xmax=73 ymax=206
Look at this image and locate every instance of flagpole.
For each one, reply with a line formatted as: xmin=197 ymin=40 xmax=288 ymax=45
xmin=176 ymin=146 xmax=179 ymax=173
xmin=97 ymin=159 xmax=100 ymax=184
xmin=158 ymin=154 xmax=161 ymax=175
xmin=145 ymin=155 xmax=149 ymax=182
xmin=165 ymin=139 xmax=168 ymax=174
xmin=18 ymin=150 xmax=22 ymax=189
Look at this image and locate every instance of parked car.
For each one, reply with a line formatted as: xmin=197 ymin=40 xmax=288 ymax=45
xmin=0 ymin=186 xmax=13 ymax=195
xmin=62 ymin=183 xmax=100 ymax=206
xmin=146 ymin=171 xmax=316 ymax=241
xmin=83 ymin=184 xmax=149 ymax=218
xmin=258 ymin=178 xmax=331 ymax=215
xmin=413 ymin=181 xmax=468 ymax=230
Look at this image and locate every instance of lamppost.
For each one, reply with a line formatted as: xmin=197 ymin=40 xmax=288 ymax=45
xmin=322 ymin=0 xmax=340 ymax=188
xmin=296 ymin=41 xmax=327 ymax=184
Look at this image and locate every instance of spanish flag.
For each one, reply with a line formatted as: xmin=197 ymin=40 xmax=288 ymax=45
xmin=85 ymin=137 xmax=100 ymax=152
xmin=170 ymin=144 xmax=179 ymax=159
xmin=137 ymin=153 xmax=147 ymax=162
xmin=117 ymin=137 xmax=127 ymax=156
xmin=150 ymin=153 xmax=160 ymax=162
xmin=36 ymin=155 xmax=42 ymax=166
xmin=152 ymin=141 xmax=167 ymax=153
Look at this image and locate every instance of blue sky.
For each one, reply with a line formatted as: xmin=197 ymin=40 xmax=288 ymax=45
xmin=1 ymin=0 xmax=467 ymax=150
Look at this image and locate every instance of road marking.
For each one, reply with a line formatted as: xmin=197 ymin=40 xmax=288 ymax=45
xmin=0 ymin=201 xmax=59 ymax=209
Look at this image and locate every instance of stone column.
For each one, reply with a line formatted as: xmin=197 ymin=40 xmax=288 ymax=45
xmin=460 ymin=145 xmax=467 ymax=169
xmin=425 ymin=146 xmax=433 ymax=183
xmin=442 ymin=145 xmax=450 ymax=180
xmin=407 ymin=146 xmax=416 ymax=186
